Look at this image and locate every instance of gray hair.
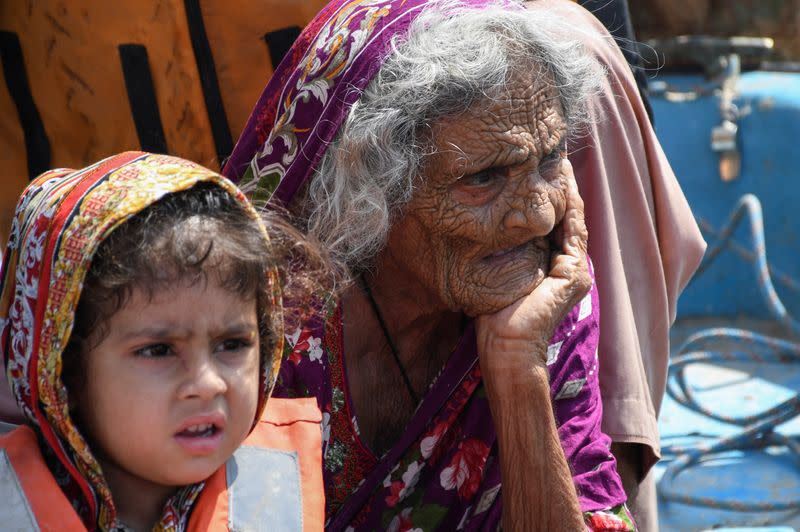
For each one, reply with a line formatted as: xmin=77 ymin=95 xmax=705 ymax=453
xmin=304 ymin=0 xmax=605 ymax=272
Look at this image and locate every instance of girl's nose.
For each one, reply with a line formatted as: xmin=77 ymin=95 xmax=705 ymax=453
xmin=179 ymin=355 xmax=227 ymax=400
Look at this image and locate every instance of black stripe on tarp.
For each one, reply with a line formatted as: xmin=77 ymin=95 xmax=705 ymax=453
xmin=184 ymin=0 xmax=232 ymax=167
xmin=263 ymin=26 xmax=301 ymax=70
xmin=0 ymin=31 xmax=51 ymax=179
xmin=118 ymin=44 xmax=169 ymax=154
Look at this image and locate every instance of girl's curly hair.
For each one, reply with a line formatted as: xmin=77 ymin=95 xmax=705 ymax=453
xmin=62 ymin=182 xmax=333 ymax=389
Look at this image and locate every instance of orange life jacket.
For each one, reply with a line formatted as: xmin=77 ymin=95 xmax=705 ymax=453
xmin=0 ymin=422 xmax=85 ymax=531
xmin=0 ymin=397 xmax=324 ymax=531
xmin=189 ymin=397 xmax=325 ymax=531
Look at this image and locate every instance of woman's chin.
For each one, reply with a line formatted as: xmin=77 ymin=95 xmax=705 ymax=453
xmin=455 ymin=271 xmax=547 ymax=317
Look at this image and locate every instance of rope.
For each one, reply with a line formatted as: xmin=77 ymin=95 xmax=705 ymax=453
xmin=658 ymin=194 xmax=800 ymax=511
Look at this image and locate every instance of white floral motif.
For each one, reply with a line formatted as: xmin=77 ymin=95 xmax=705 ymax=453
xmin=285 ymin=327 xmax=324 ymax=364
xmin=384 ymin=461 xmax=422 ymax=506
xmin=285 ymin=327 xmax=302 ymax=348
xmin=321 ymin=412 xmax=332 ymax=457
xmin=307 ymin=336 xmax=323 ymax=362
xmin=420 ymin=422 xmax=447 ymax=459
xmin=420 ymin=433 xmax=438 ymax=459
xmin=383 ymin=463 xmax=401 ymax=487
xmin=400 ymin=460 xmax=423 ymax=500
xmin=440 ymin=458 xmax=469 ymax=492
xmin=387 ymin=508 xmax=423 ymax=532
xmin=254 ymin=0 xmax=394 ymax=183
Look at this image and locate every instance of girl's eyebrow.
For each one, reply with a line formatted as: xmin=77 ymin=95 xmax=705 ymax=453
xmin=119 ymin=320 xmax=258 ymax=341
xmin=215 ymin=321 xmax=259 ymax=338
xmin=119 ymin=325 xmax=190 ymax=342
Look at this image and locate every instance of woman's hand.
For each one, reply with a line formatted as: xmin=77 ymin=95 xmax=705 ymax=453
xmin=475 ymin=161 xmax=589 ymax=531
xmin=476 ymin=161 xmax=591 ymax=374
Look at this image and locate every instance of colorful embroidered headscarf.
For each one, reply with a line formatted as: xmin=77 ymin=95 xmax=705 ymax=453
xmin=0 ymin=152 xmax=284 ymax=531
xmin=223 ymin=0 xmax=523 ymax=200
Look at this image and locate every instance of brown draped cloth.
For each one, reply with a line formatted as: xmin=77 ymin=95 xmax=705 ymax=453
xmin=538 ymin=0 xmax=707 ymax=471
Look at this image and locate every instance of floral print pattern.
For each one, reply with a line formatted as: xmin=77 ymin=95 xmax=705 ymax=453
xmin=273 ymin=268 xmax=635 ymax=531
xmin=439 ymin=439 xmax=490 ymax=501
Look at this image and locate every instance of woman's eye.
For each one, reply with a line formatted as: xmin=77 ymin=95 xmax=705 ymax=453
xmin=135 ymin=343 xmax=173 ymax=358
xmin=538 ymin=152 xmax=563 ymax=180
xmin=461 ymin=170 xmax=496 ymax=187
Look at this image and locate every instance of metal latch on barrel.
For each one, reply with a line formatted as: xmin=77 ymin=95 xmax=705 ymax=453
xmin=711 ymin=119 xmax=741 ymax=182
xmin=711 ymin=120 xmax=738 ymax=152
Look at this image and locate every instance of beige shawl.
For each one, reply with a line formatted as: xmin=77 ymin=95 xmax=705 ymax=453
xmin=534 ymin=0 xmax=707 ymax=469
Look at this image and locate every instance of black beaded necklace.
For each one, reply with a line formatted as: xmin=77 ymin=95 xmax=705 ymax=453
xmin=358 ymin=275 xmax=420 ymax=405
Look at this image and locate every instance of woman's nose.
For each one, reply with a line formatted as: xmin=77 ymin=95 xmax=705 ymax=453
xmin=502 ymin=189 xmax=547 ymax=233
xmin=179 ymin=355 xmax=227 ymax=400
xmin=503 ymin=206 xmax=530 ymax=230
xmin=502 ymin=165 xmax=563 ymax=233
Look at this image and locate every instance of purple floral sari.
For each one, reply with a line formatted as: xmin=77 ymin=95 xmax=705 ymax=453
xmin=224 ymin=1 xmax=632 ymax=529
xmin=273 ymin=273 xmax=630 ymax=530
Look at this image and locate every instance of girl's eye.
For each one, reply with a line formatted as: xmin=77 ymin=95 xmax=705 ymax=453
xmin=135 ymin=343 xmax=173 ymax=358
xmin=215 ymin=338 xmax=252 ymax=353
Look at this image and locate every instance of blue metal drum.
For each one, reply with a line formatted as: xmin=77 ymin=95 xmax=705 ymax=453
xmin=651 ymin=70 xmax=800 ymax=319
xmin=652 ymin=61 xmax=800 ymax=531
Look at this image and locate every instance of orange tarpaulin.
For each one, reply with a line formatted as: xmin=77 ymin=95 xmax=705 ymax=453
xmin=0 ymin=0 xmax=327 ymax=245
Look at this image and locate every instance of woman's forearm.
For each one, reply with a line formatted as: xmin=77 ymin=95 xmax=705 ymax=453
xmin=482 ymin=358 xmax=584 ymax=532
xmin=474 ymin=163 xmax=592 ymax=530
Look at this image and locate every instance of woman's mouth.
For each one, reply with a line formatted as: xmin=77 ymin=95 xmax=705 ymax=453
xmin=484 ymin=237 xmax=550 ymax=262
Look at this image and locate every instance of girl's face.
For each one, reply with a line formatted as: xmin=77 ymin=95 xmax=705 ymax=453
xmin=76 ymin=279 xmax=261 ymax=499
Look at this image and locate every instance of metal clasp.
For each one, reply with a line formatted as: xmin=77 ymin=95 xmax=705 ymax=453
xmin=711 ymin=54 xmax=743 ymax=181
xmin=711 ymin=119 xmax=738 ymax=152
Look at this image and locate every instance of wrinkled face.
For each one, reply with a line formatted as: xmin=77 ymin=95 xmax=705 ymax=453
xmin=76 ymin=280 xmax=261 ymax=493
xmin=384 ymin=66 xmax=570 ymax=315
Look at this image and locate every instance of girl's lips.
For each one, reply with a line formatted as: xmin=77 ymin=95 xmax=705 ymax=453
xmin=174 ymin=413 xmax=226 ymax=455
xmin=174 ymin=428 xmax=224 ymax=455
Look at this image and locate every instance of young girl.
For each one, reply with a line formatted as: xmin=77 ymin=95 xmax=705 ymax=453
xmin=0 ymin=152 xmax=325 ymax=531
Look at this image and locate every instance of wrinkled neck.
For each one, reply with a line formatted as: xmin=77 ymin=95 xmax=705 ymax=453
xmin=354 ymin=251 xmax=463 ymax=368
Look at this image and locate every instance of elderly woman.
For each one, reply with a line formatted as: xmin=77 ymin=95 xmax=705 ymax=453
xmin=225 ymin=0 xmax=637 ymax=529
